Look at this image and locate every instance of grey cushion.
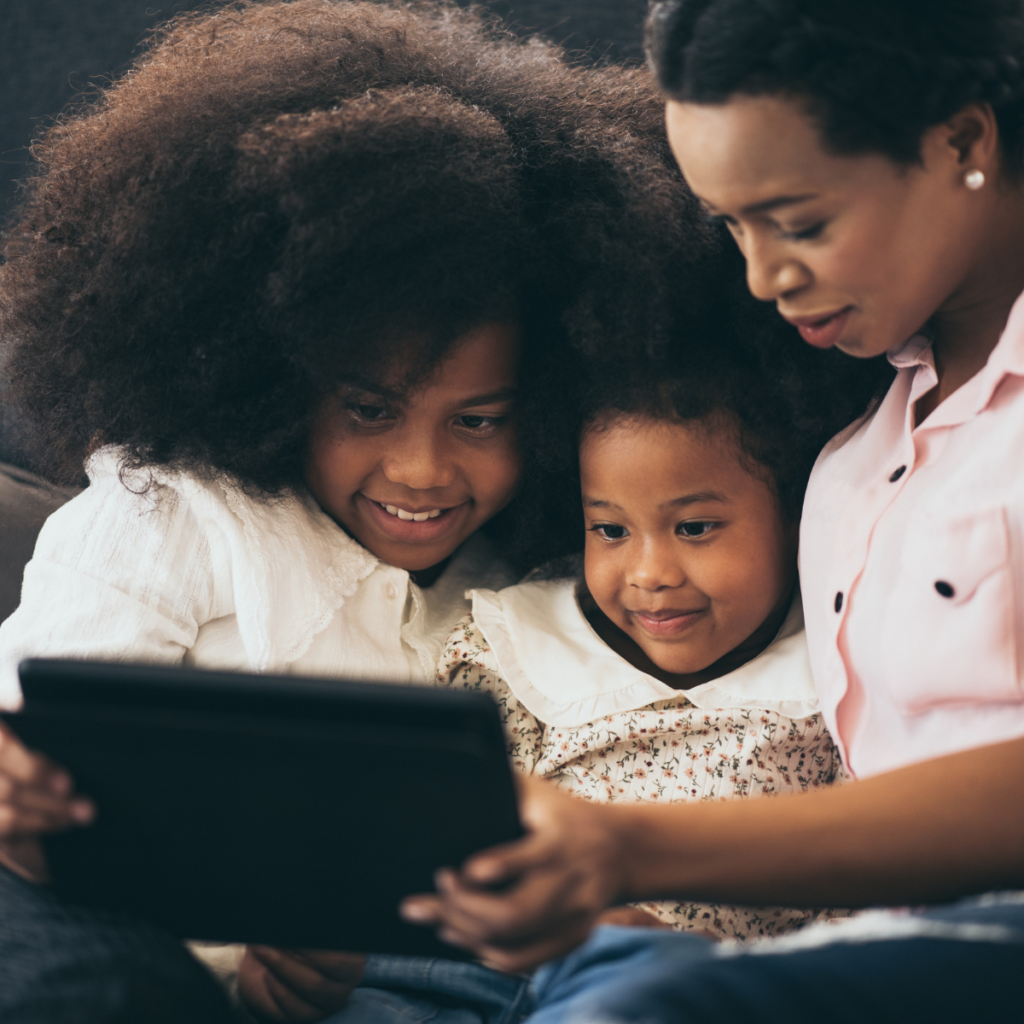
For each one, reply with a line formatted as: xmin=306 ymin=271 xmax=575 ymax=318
xmin=0 ymin=462 xmax=79 ymax=625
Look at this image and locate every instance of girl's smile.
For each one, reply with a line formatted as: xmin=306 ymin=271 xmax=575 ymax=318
xmin=358 ymin=494 xmax=471 ymax=545
xmin=305 ymin=322 xmax=522 ymax=573
xmin=627 ymin=606 xmax=707 ymax=638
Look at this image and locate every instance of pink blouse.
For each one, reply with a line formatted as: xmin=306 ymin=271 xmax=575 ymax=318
xmin=801 ymin=291 xmax=1024 ymax=779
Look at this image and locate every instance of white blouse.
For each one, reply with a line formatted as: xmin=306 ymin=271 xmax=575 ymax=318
xmin=0 ymin=448 xmax=514 ymax=708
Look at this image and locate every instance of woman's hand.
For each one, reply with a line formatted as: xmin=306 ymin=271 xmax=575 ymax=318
xmin=237 ymin=946 xmax=365 ymax=1023
xmin=400 ymin=776 xmax=629 ymax=973
xmin=0 ymin=721 xmax=94 ymax=883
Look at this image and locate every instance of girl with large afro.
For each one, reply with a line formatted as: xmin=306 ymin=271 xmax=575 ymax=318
xmin=0 ymin=0 xmax=725 ymax=1018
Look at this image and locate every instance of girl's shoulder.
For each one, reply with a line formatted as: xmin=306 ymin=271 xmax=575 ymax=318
xmin=68 ymin=447 xmax=368 ymax=563
xmin=34 ymin=449 xmax=218 ymax=570
xmin=34 ymin=448 xmax=381 ymax=669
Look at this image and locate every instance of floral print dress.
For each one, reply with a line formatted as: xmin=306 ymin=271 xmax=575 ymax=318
xmin=436 ymin=580 xmax=848 ymax=942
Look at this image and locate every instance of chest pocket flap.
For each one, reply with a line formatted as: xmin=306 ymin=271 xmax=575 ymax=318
xmin=924 ymin=508 xmax=1009 ymax=603
xmin=883 ymin=506 xmax=1020 ymax=712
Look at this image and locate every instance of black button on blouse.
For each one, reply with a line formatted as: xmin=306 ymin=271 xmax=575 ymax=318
xmin=835 ymin=591 xmax=844 ymax=613
xmin=889 ymin=465 xmax=907 ymax=482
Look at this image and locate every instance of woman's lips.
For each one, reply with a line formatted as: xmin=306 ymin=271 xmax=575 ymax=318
xmin=358 ymin=492 xmax=469 ymax=543
xmin=629 ymin=608 xmax=706 ymax=637
xmin=783 ymin=307 xmax=852 ymax=349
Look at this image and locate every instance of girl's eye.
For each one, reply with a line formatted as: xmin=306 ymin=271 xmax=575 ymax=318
xmin=781 ymin=221 xmax=826 ymax=241
xmin=590 ymin=524 xmax=628 ymax=541
xmin=345 ymin=401 xmax=394 ymax=424
xmin=455 ymin=414 xmax=504 ymax=436
xmin=677 ymin=520 xmax=717 ymax=538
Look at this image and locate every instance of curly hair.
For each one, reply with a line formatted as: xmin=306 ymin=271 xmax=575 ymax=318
xmin=0 ymin=0 xmax=708 ymax=494
xmin=515 ymin=263 xmax=894 ymax=570
xmin=645 ymin=0 xmax=1024 ymax=174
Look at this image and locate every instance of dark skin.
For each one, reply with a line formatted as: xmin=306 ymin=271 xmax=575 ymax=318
xmin=237 ymin=947 xmax=365 ymax=1023
xmin=397 ymin=95 xmax=1024 ymax=973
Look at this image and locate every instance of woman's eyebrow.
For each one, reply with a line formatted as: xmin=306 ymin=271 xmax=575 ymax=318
xmin=739 ymin=193 xmax=818 ymax=216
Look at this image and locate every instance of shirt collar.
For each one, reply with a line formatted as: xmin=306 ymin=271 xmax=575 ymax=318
xmin=887 ymin=286 xmax=1024 ymax=424
xmin=470 ymin=579 xmax=819 ymax=728
xmin=987 ymin=286 xmax=1024 ymax=378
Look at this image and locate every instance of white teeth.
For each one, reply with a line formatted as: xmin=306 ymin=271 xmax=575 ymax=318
xmin=380 ymin=503 xmax=443 ymax=521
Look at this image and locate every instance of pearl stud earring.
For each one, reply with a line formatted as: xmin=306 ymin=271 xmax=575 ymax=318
xmin=964 ymin=169 xmax=986 ymax=190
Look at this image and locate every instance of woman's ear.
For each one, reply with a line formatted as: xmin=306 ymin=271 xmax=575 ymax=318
xmin=927 ymin=102 xmax=1000 ymax=178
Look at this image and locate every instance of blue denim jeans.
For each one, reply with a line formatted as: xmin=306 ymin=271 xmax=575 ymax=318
xmin=328 ymin=954 xmax=535 ymax=1024
xmin=328 ymin=892 xmax=1024 ymax=1024
xmin=0 ymin=866 xmax=232 ymax=1023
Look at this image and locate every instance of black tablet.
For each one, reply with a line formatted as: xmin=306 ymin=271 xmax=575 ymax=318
xmin=4 ymin=658 xmax=523 ymax=956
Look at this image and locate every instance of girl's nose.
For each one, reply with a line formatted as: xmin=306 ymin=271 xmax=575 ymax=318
xmin=743 ymin=235 xmax=811 ymax=302
xmin=381 ymin=428 xmax=456 ymax=491
xmin=628 ymin=538 xmax=687 ymax=592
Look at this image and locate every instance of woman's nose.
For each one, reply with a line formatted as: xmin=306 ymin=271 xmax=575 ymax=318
xmin=743 ymin=235 xmax=811 ymax=302
xmin=381 ymin=428 xmax=456 ymax=491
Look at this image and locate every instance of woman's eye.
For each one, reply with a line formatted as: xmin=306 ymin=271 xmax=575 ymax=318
xmin=591 ymin=524 xmax=628 ymax=541
xmin=705 ymin=212 xmax=742 ymax=237
xmin=781 ymin=221 xmax=826 ymax=241
xmin=678 ymin=520 xmax=717 ymax=538
xmin=455 ymin=414 xmax=504 ymax=435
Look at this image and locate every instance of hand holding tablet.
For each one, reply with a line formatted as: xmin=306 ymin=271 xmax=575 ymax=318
xmin=2 ymin=659 xmax=523 ymax=956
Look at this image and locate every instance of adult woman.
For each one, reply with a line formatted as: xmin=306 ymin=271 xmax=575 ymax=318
xmin=404 ymin=2 xmax=1024 ymax=1019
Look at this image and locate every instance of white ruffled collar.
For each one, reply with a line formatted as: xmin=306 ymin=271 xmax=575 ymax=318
xmin=90 ymin=448 xmax=379 ymax=670
xmin=470 ymin=579 xmax=819 ymax=727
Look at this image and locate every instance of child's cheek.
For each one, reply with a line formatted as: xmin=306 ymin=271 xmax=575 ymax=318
xmin=583 ymin=540 xmax=627 ymax=624
xmin=489 ymin=435 xmax=524 ymax=507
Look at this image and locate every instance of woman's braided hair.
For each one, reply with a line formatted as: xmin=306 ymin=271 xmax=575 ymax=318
xmin=646 ymin=0 xmax=1024 ymax=174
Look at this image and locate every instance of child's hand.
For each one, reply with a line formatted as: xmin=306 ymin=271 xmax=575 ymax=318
xmin=237 ymin=946 xmax=365 ymax=1022
xmin=0 ymin=721 xmax=94 ymax=883
xmin=400 ymin=775 xmax=629 ymax=974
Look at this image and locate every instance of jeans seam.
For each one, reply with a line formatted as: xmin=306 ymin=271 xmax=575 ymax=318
xmin=498 ymin=976 xmax=533 ymax=1024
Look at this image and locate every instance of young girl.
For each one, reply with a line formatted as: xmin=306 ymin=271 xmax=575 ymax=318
xmin=0 ymin=1 xmax=705 ymax=1019
xmin=244 ymin=306 xmax=886 ymax=1021
xmin=441 ymin=359 xmax=845 ymax=943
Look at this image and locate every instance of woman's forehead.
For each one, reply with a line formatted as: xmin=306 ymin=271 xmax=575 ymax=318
xmin=666 ymin=94 xmax=870 ymax=211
